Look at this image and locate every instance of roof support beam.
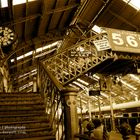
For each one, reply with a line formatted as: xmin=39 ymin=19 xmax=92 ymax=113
xmin=87 ymin=0 xmax=112 ymax=29
xmin=2 ymin=14 xmax=41 ymax=26
xmin=108 ymin=10 xmax=139 ymax=31
xmin=38 ymin=2 xmax=79 ymax=35
xmin=2 ymin=4 xmax=79 ymax=27
xmin=7 ymin=0 xmax=13 ymax=21
xmin=24 ymin=0 xmax=29 ymax=41
xmin=37 ymin=0 xmax=52 ymax=36
xmin=1 ymin=29 xmax=64 ymax=67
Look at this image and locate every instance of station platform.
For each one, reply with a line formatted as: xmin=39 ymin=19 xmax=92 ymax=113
xmin=75 ymin=131 xmax=136 ymax=140
xmin=109 ymin=131 xmax=135 ymax=140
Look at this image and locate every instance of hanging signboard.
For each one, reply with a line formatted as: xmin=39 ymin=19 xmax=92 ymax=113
xmin=100 ymin=77 xmax=112 ymax=91
xmin=105 ymin=28 xmax=140 ymax=53
xmin=93 ymin=39 xmax=111 ymax=51
xmin=89 ymin=90 xmax=100 ymax=96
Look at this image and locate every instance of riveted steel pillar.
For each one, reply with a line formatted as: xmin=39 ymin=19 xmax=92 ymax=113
xmin=62 ymin=88 xmax=79 ymax=140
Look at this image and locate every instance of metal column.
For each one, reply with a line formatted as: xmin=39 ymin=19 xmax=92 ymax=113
xmin=63 ymin=88 xmax=79 ymax=140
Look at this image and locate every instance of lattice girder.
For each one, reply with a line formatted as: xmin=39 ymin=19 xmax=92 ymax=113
xmin=43 ymin=33 xmax=115 ymax=85
xmin=43 ymin=30 xmax=140 ymax=86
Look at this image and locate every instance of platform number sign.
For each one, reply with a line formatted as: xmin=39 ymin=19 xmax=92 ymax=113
xmin=100 ymin=77 xmax=112 ymax=91
xmin=105 ymin=28 xmax=140 ymax=53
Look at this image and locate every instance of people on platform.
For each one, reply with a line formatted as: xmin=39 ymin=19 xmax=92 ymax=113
xmin=135 ymin=123 xmax=140 ymax=140
xmin=79 ymin=118 xmax=82 ymax=134
xmin=82 ymin=118 xmax=89 ymax=134
xmin=90 ymin=118 xmax=109 ymax=140
xmin=86 ymin=120 xmax=94 ymax=136
xmin=119 ymin=121 xmax=131 ymax=140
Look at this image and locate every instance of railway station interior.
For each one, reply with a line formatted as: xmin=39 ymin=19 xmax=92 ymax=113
xmin=0 ymin=0 xmax=140 ymax=140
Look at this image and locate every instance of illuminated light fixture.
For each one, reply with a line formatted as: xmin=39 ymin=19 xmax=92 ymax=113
xmin=73 ymin=81 xmax=87 ymax=90
xmin=43 ymin=42 xmax=58 ymax=50
xmin=18 ymin=69 xmax=37 ymax=79
xmin=30 ymin=71 xmax=37 ymax=76
xmin=121 ymin=79 xmax=137 ymax=90
xmin=130 ymin=92 xmax=138 ymax=97
xmin=19 ymin=81 xmax=33 ymax=91
xmin=99 ymin=96 xmax=103 ymax=99
xmin=92 ymin=96 xmax=98 ymax=100
xmin=35 ymin=48 xmax=56 ymax=58
xmin=31 ymin=69 xmax=37 ymax=72
xmin=17 ymin=55 xmax=24 ymax=60
xmin=100 ymin=91 xmax=109 ymax=98
xmin=77 ymin=78 xmax=89 ymax=86
xmin=69 ymin=84 xmax=80 ymax=90
xmin=129 ymin=74 xmax=140 ymax=83
xmin=1 ymin=0 xmax=36 ymax=8
xmin=92 ymin=74 xmax=100 ymax=80
xmin=92 ymin=25 xmax=102 ymax=33
xmin=10 ymin=41 xmax=59 ymax=62
xmin=123 ymin=0 xmax=140 ymax=10
xmin=36 ymin=48 xmax=42 ymax=53
xmin=25 ymin=51 xmax=33 ymax=57
xmin=77 ymin=98 xmax=87 ymax=104
xmin=135 ymin=96 xmax=138 ymax=101
xmin=119 ymin=96 xmax=126 ymax=100
xmin=111 ymin=91 xmax=117 ymax=96
xmin=11 ymin=59 xmax=15 ymax=62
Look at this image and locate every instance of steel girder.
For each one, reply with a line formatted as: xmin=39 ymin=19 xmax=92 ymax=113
xmin=43 ymin=33 xmax=115 ymax=86
xmin=43 ymin=30 xmax=140 ymax=86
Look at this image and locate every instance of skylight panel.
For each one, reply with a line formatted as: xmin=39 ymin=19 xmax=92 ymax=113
xmin=1 ymin=0 xmax=8 ymax=7
xmin=1 ymin=0 xmax=36 ymax=8
xmin=25 ymin=51 xmax=33 ymax=57
xmin=13 ymin=0 xmax=35 ymax=5
xmin=36 ymin=48 xmax=42 ymax=53
xmin=77 ymin=78 xmax=89 ymax=86
xmin=43 ymin=42 xmax=58 ymax=50
xmin=123 ymin=0 xmax=140 ymax=10
xmin=17 ymin=55 xmax=24 ymax=60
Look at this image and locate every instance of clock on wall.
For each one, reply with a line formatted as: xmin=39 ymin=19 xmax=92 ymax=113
xmin=0 ymin=27 xmax=18 ymax=54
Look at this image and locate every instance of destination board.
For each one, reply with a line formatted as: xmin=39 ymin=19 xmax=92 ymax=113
xmin=105 ymin=28 xmax=140 ymax=53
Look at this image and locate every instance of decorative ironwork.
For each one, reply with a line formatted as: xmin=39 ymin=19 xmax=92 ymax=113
xmin=38 ymin=62 xmax=65 ymax=140
xmin=43 ymin=33 xmax=114 ymax=85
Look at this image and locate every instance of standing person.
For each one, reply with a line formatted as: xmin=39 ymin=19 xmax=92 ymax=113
xmin=135 ymin=123 xmax=140 ymax=140
xmin=86 ymin=120 xmax=94 ymax=137
xmin=90 ymin=118 xmax=109 ymax=140
xmin=82 ymin=118 xmax=89 ymax=135
xmin=119 ymin=121 xmax=131 ymax=140
xmin=79 ymin=118 xmax=82 ymax=134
